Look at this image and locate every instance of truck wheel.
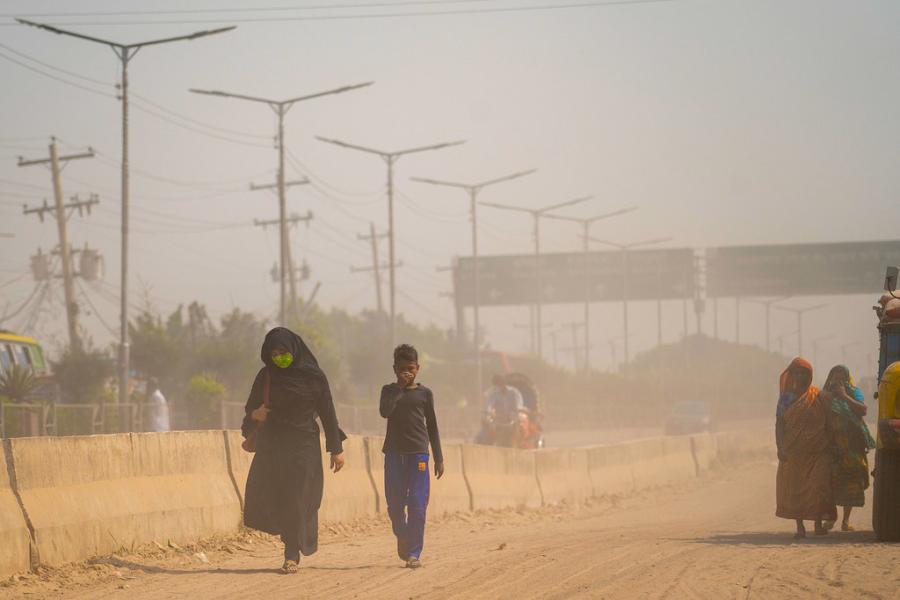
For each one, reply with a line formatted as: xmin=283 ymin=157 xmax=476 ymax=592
xmin=873 ymin=448 xmax=900 ymax=542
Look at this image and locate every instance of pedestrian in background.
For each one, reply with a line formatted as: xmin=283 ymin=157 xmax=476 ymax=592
xmin=379 ymin=344 xmax=444 ymax=569
xmin=146 ymin=378 xmax=170 ymax=432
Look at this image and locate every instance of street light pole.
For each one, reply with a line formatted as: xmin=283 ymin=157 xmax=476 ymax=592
xmin=774 ymin=303 xmax=828 ymax=357
xmin=591 ymin=237 xmax=672 ymax=368
xmin=743 ymin=296 xmax=790 ymax=352
xmin=480 ymin=196 xmax=592 ymax=360
xmin=17 ymin=19 xmax=236 ymax=406
xmin=191 ymin=82 xmax=372 ymax=325
xmin=316 ymin=136 xmax=465 ymax=348
xmin=542 ymin=207 xmax=637 ymax=372
xmin=410 ymin=169 xmax=536 ymax=397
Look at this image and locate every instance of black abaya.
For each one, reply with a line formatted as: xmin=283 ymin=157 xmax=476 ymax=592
xmin=241 ymin=327 xmax=344 ymax=558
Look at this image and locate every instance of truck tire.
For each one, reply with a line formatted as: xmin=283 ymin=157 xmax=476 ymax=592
xmin=873 ymin=448 xmax=900 ymax=542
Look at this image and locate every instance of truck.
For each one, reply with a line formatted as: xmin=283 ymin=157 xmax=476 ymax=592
xmin=873 ymin=267 xmax=900 ymax=541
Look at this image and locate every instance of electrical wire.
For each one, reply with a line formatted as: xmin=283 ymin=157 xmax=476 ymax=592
xmin=75 ymin=278 xmax=118 ymax=337
xmin=0 ymin=281 xmax=43 ymax=323
xmin=1 ymin=0 xmax=493 ymax=18
xmin=1 ymin=0 xmax=678 ymax=26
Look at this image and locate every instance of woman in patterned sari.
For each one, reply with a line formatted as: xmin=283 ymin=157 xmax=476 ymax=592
xmin=775 ymin=357 xmax=837 ymax=538
xmin=821 ymin=365 xmax=875 ymax=531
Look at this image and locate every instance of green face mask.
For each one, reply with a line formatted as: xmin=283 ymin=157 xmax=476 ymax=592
xmin=272 ymin=352 xmax=294 ymax=369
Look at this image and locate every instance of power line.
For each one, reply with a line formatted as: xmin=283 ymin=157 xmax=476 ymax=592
xmin=0 ymin=49 xmax=115 ymax=99
xmin=1 ymin=0 xmax=678 ymax=26
xmin=0 ymin=0 xmax=494 ymax=18
xmin=0 ymin=41 xmax=114 ymax=87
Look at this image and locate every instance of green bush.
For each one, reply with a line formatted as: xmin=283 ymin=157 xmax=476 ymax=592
xmin=184 ymin=373 xmax=226 ymax=429
xmin=0 ymin=365 xmax=39 ymax=403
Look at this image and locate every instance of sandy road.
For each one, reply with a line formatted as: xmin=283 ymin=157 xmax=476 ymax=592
xmin=8 ymin=459 xmax=900 ymax=600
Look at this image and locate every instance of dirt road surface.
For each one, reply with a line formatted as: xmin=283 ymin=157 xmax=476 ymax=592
xmin=5 ymin=459 xmax=899 ymax=599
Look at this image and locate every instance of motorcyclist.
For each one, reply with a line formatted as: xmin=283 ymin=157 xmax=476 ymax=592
xmin=476 ymin=374 xmax=525 ymax=445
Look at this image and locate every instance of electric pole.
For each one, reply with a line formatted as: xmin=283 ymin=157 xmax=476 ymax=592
xmin=255 ymin=211 xmax=313 ymax=317
xmin=250 ymin=177 xmax=311 ymax=318
xmin=18 ymin=18 xmax=236 ymax=406
xmin=410 ymin=168 xmax=536 ymax=400
xmin=591 ymin=236 xmax=672 ymax=368
xmin=316 ymin=135 xmax=465 ymax=349
xmin=18 ymin=139 xmax=96 ymax=350
xmin=560 ymin=321 xmax=587 ymax=372
xmin=480 ymin=195 xmax=592 ymax=360
xmin=191 ymin=82 xmax=372 ymax=325
xmin=352 ymin=223 xmax=390 ymax=315
xmin=542 ymin=207 xmax=637 ymax=372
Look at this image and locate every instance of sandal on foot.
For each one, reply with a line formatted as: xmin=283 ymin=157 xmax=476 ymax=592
xmin=841 ymin=523 xmax=855 ymax=532
xmin=406 ymin=557 xmax=422 ymax=569
xmin=281 ymin=560 xmax=299 ymax=574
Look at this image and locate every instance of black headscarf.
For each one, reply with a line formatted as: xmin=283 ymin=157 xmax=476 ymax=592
xmin=261 ymin=327 xmax=328 ymax=398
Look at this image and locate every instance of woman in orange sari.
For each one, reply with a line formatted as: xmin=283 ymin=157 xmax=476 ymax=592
xmin=775 ymin=357 xmax=837 ymax=538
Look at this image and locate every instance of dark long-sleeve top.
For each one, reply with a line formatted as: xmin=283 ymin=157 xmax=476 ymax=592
xmin=241 ymin=367 xmax=344 ymax=454
xmin=379 ymin=383 xmax=443 ymax=463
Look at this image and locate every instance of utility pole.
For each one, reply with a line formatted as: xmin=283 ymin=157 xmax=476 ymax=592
xmin=18 ymin=139 xmax=96 ymax=350
xmin=250 ymin=177 xmax=311 ymax=318
xmin=192 ymin=82 xmax=371 ymax=326
xmin=18 ymin=19 xmax=236 ymax=406
xmin=561 ymin=322 xmax=586 ymax=372
xmin=774 ymin=303 xmax=827 ymax=357
xmin=480 ymin=195 xmax=592 ymax=360
xmin=255 ymin=211 xmax=313 ymax=318
xmin=543 ymin=207 xmax=637 ymax=371
xmin=353 ymin=223 xmax=390 ymax=315
xmin=316 ymin=136 xmax=465 ymax=349
xmin=744 ymin=296 xmax=789 ymax=352
xmin=591 ymin=236 xmax=672 ymax=368
xmin=410 ymin=168 xmax=536 ymax=400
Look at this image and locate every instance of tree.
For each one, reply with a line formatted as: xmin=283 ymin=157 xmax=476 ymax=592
xmin=51 ymin=345 xmax=115 ymax=404
xmin=0 ymin=364 xmax=39 ymax=403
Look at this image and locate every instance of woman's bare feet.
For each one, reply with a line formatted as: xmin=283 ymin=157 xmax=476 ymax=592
xmin=281 ymin=559 xmax=299 ymax=574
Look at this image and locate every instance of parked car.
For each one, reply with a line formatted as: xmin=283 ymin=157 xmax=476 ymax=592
xmin=664 ymin=400 xmax=713 ymax=435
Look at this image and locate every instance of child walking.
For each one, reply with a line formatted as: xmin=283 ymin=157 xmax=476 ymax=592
xmin=380 ymin=344 xmax=444 ymax=568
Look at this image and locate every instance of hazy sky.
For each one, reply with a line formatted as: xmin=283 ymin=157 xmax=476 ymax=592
xmin=1 ymin=0 xmax=898 ymax=376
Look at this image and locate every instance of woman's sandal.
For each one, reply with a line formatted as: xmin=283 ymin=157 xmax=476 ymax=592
xmin=841 ymin=523 xmax=855 ymax=532
xmin=281 ymin=560 xmax=299 ymax=574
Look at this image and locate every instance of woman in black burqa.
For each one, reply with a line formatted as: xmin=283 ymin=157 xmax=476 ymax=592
xmin=241 ymin=327 xmax=346 ymax=574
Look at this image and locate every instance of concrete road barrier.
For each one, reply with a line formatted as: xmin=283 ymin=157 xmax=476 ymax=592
xmin=10 ymin=432 xmax=241 ymax=567
xmin=535 ymin=448 xmax=592 ymax=506
xmin=628 ymin=437 xmax=696 ymax=490
xmin=462 ymin=444 xmax=541 ymax=510
xmin=319 ymin=435 xmax=378 ymax=523
xmin=587 ymin=443 xmax=635 ymax=498
xmin=0 ymin=442 xmax=32 ymax=577
xmin=224 ymin=430 xmax=252 ymax=507
xmin=714 ymin=429 xmax=773 ymax=463
xmin=429 ymin=444 xmax=472 ymax=516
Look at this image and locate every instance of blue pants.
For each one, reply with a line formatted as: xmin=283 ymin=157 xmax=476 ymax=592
xmin=384 ymin=453 xmax=430 ymax=560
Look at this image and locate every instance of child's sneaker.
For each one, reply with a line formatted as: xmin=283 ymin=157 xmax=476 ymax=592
xmin=406 ymin=557 xmax=422 ymax=569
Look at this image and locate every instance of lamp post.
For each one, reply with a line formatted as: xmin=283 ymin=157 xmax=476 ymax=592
xmin=17 ymin=18 xmax=236 ymax=405
xmin=191 ymin=82 xmax=373 ymax=325
xmin=774 ymin=303 xmax=828 ymax=358
xmin=590 ymin=237 xmax=672 ymax=367
xmin=480 ymin=196 xmax=592 ymax=359
xmin=316 ymin=136 xmax=465 ymax=347
xmin=542 ymin=207 xmax=637 ymax=372
xmin=410 ymin=169 xmax=536 ymax=397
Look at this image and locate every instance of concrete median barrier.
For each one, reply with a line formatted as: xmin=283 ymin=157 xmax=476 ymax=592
xmin=462 ymin=444 xmax=541 ymax=510
xmin=319 ymin=435 xmax=378 ymax=523
xmin=9 ymin=431 xmax=241 ymax=567
xmin=224 ymin=430 xmax=252 ymax=507
xmin=535 ymin=448 xmax=592 ymax=506
xmin=628 ymin=437 xmax=696 ymax=490
xmin=587 ymin=443 xmax=635 ymax=498
xmin=714 ymin=429 xmax=774 ymax=463
xmin=0 ymin=441 xmax=32 ymax=577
